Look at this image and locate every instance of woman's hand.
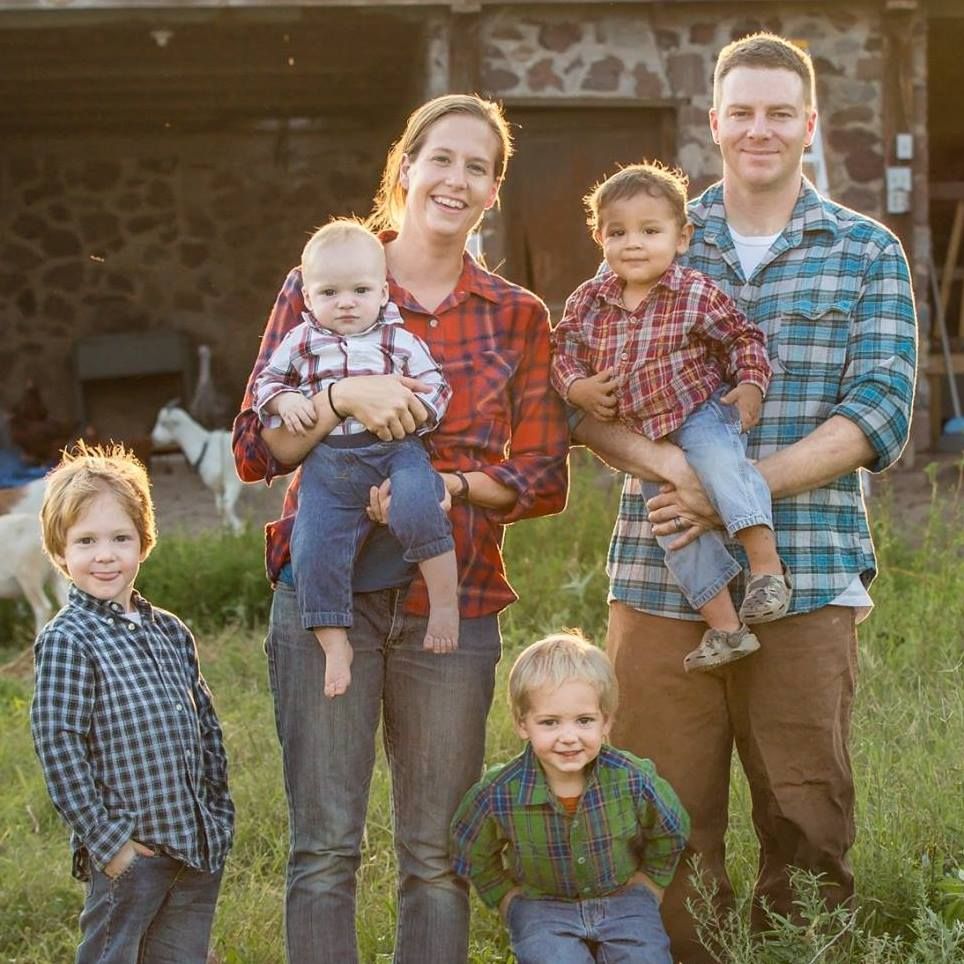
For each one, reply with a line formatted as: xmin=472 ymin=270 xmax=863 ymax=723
xmin=335 ymin=375 xmax=431 ymax=441
xmin=366 ymin=476 xmax=454 ymax=526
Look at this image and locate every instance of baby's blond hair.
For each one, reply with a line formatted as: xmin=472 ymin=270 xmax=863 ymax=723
xmin=301 ymin=218 xmax=386 ymax=278
xmin=41 ymin=442 xmax=156 ymax=577
xmin=508 ymin=631 xmax=618 ymax=723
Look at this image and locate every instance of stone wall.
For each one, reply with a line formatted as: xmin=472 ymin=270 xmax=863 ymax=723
xmin=0 ymin=1 xmax=893 ymax=431
xmin=481 ymin=2 xmax=886 ymax=210
xmin=1 ymin=123 xmax=389 ymax=427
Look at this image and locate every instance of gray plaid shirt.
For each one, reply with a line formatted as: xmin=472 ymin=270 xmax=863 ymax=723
xmin=609 ymin=180 xmax=917 ymax=619
xmin=31 ymin=587 xmax=234 ymax=878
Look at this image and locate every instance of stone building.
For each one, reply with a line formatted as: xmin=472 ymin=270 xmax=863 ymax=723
xmin=0 ymin=0 xmax=959 ymax=446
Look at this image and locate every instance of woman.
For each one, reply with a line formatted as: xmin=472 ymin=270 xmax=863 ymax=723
xmin=233 ymin=94 xmax=569 ymax=963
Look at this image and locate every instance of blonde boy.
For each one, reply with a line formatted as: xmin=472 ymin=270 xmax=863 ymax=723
xmin=552 ymin=163 xmax=792 ymax=672
xmin=451 ymin=632 xmax=689 ymax=964
xmin=252 ymin=219 xmax=458 ymax=698
xmin=31 ymin=443 xmax=233 ymax=964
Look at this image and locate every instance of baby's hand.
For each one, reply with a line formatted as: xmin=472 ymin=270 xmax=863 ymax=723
xmin=721 ymin=383 xmax=763 ymax=432
xmin=276 ymin=393 xmax=318 ymax=435
xmin=567 ymin=369 xmax=619 ymax=421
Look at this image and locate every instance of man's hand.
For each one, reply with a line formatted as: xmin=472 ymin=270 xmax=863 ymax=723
xmin=104 ymin=839 xmax=155 ymax=879
xmin=333 ymin=374 xmax=431 ymax=441
xmin=721 ymin=383 xmax=764 ymax=432
xmin=645 ymin=450 xmax=721 ymax=548
xmin=275 ymin=393 xmax=318 ymax=435
xmin=567 ymin=370 xmax=619 ymax=421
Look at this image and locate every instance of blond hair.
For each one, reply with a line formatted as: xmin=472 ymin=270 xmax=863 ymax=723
xmin=302 ymin=218 xmax=386 ymax=278
xmin=508 ymin=632 xmax=618 ymax=723
xmin=368 ymin=93 xmax=513 ymax=233
xmin=585 ymin=161 xmax=689 ymax=237
xmin=41 ymin=442 xmax=156 ymax=577
xmin=714 ymin=32 xmax=816 ymax=109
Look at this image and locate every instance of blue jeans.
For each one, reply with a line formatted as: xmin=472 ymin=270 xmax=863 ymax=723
xmin=291 ymin=435 xmax=454 ymax=629
xmin=507 ymin=884 xmax=672 ymax=964
xmin=76 ymin=853 xmax=223 ymax=964
xmin=642 ymin=390 xmax=772 ymax=610
xmin=266 ymin=583 xmax=501 ymax=963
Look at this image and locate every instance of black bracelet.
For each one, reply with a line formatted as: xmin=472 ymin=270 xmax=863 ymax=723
xmin=327 ymin=382 xmax=346 ymax=421
xmin=453 ymin=470 xmax=470 ymax=503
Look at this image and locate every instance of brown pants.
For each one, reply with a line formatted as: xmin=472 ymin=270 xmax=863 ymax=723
xmin=607 ymin=603 xmax=857 ymax=964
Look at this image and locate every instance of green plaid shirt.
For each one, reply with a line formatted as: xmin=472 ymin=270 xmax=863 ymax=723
xmin=450 ymin=744 xmax=689 ymax=909
xmin=609 ymin=180 xmax=917 ymax=618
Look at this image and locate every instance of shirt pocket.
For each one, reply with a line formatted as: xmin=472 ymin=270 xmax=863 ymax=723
xmin=771 ymin=298 xmax=854 ymax=380
xmin=438 ymin=348 xmax=521 ymax=451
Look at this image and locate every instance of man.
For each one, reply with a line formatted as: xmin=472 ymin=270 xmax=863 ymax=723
xmin=573 ymin=33 xmax=916 ymax=964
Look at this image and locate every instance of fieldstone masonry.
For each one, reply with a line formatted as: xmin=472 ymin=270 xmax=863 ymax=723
xmin=1 ymin=2 xmax=903 ymax=430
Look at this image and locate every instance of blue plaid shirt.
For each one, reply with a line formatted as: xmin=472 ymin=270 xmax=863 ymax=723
xmin=609 ymin=180 xmax=917 ymax=618
xmin=30 ymin=587 xmax=234 ymax=879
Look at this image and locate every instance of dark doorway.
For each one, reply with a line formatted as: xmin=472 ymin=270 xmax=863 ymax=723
xmin=498 ymin=106 xmax=676 ymax=315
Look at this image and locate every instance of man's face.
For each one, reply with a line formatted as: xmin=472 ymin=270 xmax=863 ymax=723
xmin=709 ymin=66 xmax=817 ymax=193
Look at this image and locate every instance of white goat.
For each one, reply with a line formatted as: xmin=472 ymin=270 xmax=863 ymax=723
xmin=151 ymin=403 xmax=244 ymax=533
xmin=0 ymin=497 xmax=68 ymax=636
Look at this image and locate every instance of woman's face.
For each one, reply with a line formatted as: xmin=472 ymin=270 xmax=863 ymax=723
xmin=399 ymin=113 xmax=501 ymax=243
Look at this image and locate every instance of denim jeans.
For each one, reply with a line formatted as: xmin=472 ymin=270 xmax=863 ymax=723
xmin=266 ymin=583 xmax=501 ymax=963
xmin=76 ymin=853 xmax=223 ymax=964
xmin=291 ymin=435 xmax=454 ymax=629
xmin=507 ymin=884 xmax=672 ymax=964
xmin=642 ymin=390 xmax=772 ymax=609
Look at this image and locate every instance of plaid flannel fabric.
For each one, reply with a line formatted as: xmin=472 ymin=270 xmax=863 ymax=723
xmin=30 ymin=587 xmax=234 ymax=877
xmin=551 ymin=262 xmax=770 ymax=440
xmin=252 ymin=305 xmax=451 ymax=434
xmin=233 ymin=234 xmax=570 ymax=618
xmin=609 ymin=180 xmax=917 ymax=618
xmin=450 ymin=744 xmax=689 ymax=909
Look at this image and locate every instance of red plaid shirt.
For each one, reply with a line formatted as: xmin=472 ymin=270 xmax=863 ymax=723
xmin=233 ymin=234 xmax=570 ymax=618
xmin=551 ymin=263 xmax=770 ymax=440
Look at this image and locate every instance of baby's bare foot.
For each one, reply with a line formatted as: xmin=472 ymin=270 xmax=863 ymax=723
xmin=423 ymin=605 xmax=459 ymax=654
xmin=317 ymin=634 xmax=353 ymax=698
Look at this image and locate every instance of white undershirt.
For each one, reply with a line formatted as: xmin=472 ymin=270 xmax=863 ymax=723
xmin=728 ymin=223 xmax=873 ymax=621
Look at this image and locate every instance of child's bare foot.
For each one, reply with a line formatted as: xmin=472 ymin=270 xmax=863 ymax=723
xmin=313 ymin=628 xmax=354 ymax=698
xmin=418 ymin=548 xmax=459 ymax=654
xmin=423 ymin=603 xmax=459 ymax=654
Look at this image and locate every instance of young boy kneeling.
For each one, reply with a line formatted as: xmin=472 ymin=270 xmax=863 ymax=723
xmin=30 ymin=443 xmax=234 ymax=964
xmin=451 ymin=633 xmax=689 ymax=963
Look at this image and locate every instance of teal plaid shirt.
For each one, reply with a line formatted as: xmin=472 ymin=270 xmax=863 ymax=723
xmin=609 ymin=180 xmax=918 ymax=619
xmin=450 ymin=744 xmax=689 ymax=909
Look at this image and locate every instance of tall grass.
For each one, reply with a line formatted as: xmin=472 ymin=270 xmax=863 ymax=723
xmin=0 ymin=455 xmax=961 ymax=962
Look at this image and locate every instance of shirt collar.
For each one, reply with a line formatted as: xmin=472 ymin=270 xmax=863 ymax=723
xmin=691 ymin=178 xmax=838 ymax=252
xmin=596 ymin=261 xmax=683 ymax=307
xmin=378 ymin=229 xmax=502 ymax=309
xmin=67 ymin=584 xmax=152 ymax=622
xmin=515 ymin=742 xmax=602 ymax=807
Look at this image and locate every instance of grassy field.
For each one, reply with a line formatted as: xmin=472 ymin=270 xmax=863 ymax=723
xmin=0 ymin=455 xmax=962 ymax=962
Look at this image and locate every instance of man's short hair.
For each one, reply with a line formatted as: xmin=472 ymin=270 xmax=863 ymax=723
xmin=714 ymin=32 xmax=816 ymax=109
xmin=41 ymin=442 xmax=156 ymax=576
xmin=584 ymin=161 xmax=689 ymax=236
xmin=508 ymin=631 xmax=618 ymax=723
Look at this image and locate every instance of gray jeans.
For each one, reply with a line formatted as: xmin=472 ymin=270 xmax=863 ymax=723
xmin=266 ymin=583 xmax=500 ymax=963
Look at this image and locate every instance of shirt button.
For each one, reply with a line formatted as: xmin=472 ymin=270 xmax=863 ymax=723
xmin=577 ymin=856 xmax=586 ymax=864
xmin=621 ymin=351 xmax=629 ymax=359
xmin=176 ymin=703 xmax=184 ymax=712
xmin=429 ymin=318 xmax=439 ymax=328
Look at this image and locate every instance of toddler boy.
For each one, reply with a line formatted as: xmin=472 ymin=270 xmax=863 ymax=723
xmin=552 ymin=163 xmax=792 ymax=671
xmin=30 ymin=443 xmax=234 ymax=963
xmin=253 ymin=219 xmax=457 ymax=697
xmin=451 ymin=632 xmax=689 ymax=963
